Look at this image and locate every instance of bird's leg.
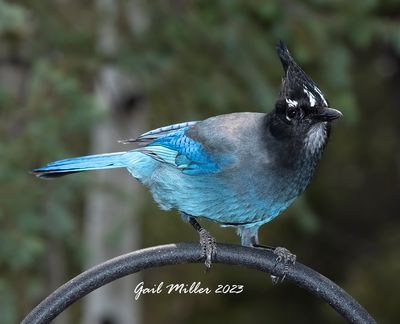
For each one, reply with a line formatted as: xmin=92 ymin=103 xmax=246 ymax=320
xmin=238 ymin=226 xmax=296 ymax=283
xmin=181 ymin=213 xmax=217 ymax=269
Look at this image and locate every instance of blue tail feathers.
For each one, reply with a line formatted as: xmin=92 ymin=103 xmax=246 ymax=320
xmin=32 ymin=152 xmax=128 ymax=178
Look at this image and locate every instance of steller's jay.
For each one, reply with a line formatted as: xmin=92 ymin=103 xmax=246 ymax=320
xmin=33 ymin=41 xmax=342 ymax=270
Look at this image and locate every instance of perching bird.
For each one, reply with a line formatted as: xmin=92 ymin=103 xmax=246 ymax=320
xmin=33 ymin=41 xmax=341 ymax=269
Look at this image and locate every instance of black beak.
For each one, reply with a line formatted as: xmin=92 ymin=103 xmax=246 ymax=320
xmin=312 ymin=107 xmax=342 ymax=122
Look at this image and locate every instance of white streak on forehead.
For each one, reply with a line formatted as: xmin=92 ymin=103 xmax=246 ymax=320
xmin=314 ymin=86 xmax=328 ymax=106
xmin=303 ymin=87 xmax=316 ymax=107
xmin=285 ymin=99 xmax=298 ymax=107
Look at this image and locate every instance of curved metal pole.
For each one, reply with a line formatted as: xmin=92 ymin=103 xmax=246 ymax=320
xmin=22 ymin=243 xmax=376 ymax=324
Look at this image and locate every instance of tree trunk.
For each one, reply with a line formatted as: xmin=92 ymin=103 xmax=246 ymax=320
xmin=83 ymin=1 xmax=147 ymax=323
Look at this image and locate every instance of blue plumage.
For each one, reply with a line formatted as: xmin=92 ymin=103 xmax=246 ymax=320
xmin=147 ymin=128 xmax=222 ymax=174
xmin=33 ymin=42 xmax=342 ymax=267
xmin=33 ymin=152 xmax=128 ymax=176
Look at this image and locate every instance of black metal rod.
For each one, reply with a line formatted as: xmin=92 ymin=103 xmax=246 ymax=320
xmin=22 ymin=243 xmax=376 ymax=324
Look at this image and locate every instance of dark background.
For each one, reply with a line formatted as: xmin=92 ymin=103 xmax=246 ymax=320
xmin=1 ymin=1 xmax=399 ymax=323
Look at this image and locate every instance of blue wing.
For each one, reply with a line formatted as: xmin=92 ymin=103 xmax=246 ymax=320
xmin=125 ymin=121 xmax=223 ymax=175
xmin=120 ymin=121 xmax=199 ymax=144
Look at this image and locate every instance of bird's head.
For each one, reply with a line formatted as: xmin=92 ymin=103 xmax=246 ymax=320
xmin=271 ymin=41 xmax=342 ymax=153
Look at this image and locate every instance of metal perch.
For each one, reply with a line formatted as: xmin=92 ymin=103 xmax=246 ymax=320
xmin=22 ymin=243 xmax=376 ymax=324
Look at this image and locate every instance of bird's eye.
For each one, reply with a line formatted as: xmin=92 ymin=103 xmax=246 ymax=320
xmin=286 ymin=107 xmax=298 ymax=121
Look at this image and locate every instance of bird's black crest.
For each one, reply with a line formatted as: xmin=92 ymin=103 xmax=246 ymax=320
xmin=276 ymin=41 xmax=329 ymax=108
xmin=276 ymin=40 xmax=294 ymax=73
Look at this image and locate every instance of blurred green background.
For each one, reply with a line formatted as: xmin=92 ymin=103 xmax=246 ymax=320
xmin=1 ymin=0 xmax=400 ymax=323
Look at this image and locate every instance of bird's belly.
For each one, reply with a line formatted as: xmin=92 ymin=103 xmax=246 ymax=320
xmin=133 ymin=161 xmax=295 ymax=226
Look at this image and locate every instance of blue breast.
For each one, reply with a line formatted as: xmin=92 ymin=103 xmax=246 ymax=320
xmin=127 ymin=152 xmax=299 ymax=227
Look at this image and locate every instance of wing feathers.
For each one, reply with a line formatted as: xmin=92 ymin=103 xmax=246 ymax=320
xmin=120 ymin=121 xmax=198 ymax=144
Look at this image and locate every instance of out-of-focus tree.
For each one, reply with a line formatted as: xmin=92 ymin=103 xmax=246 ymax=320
xmin=0 ymin=0 xmax=399 ymax=323
xmin=82 ymin=0 xmax=147 ymax=323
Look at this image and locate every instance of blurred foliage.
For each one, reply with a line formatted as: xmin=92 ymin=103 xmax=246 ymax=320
xmin=1 ymin=0 xmax=400 ymax=323
xmin=0 ymin=1 xmax=27 ymax=33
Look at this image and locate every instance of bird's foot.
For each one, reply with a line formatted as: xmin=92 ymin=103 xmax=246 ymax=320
xmin=271 ymin=247 xmax=296 ymax=284
xmin=198 ymin=228 xmax=217 ymax=270
xmin=186 ymin=215 xmax=217 ymax=270
xmin=253 ymin=244 xmax=296 ymax=284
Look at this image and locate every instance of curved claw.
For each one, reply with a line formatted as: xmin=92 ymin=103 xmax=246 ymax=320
xmin=199 ymin=228 xmax=217 ymax=269
xmin=272 ymin=247 xmax=296 ymax=284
